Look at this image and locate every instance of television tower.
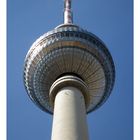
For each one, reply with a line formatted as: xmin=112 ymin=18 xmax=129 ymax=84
xmin=23 ymin=0 xmax=115 ymax=140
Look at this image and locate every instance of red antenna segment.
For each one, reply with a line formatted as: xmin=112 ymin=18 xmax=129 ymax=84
xmin=64 ymin=0 xmax=73 ymax=24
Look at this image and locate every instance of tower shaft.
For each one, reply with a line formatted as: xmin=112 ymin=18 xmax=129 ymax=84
xmin=64 ymin=0 xmax=73 ymax=24
xmin=51 ymin=86 xmax=89 ymax=140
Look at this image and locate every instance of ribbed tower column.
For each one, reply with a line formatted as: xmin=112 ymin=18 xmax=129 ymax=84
xmin=50 ymin=76 xmax=89 ymax=140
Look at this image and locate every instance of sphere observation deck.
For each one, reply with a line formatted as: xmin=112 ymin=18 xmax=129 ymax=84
xmin=24 ymin=24 xmax=115 ymax=114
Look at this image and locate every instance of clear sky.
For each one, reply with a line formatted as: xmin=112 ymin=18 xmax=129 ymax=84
xmin=7 ymin=0 xmax=133 ymax=140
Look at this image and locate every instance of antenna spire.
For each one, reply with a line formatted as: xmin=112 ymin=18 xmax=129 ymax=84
xmin=64 ymin=0 xmax=73 ymax=24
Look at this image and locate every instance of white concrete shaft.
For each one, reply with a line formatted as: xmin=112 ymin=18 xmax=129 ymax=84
xmin=51 ymin=86 xmax=89 ymax=140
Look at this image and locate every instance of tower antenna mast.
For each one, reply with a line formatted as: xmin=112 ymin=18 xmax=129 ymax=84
xmin=64 ymin=0 xmax=73 ymax=24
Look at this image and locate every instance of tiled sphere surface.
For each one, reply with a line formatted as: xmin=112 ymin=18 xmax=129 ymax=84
xmin=24 ymin=24 xmax=115 ymax=114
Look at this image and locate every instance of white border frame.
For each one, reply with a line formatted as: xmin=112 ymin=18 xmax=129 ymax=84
xmin=0 ymin=0 xmax=138 ymax=140
xmin=0 ymin=0 xmax=6 ymax=140
xmin=134 ymin=0 xmax=140 ymax=140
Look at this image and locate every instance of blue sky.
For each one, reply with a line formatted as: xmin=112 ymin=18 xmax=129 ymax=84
xmin=7 ymin=0 xmax=133 ymax=140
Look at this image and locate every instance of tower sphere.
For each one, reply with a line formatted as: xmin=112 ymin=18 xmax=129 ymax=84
xmin=24 ymin=23 xmax=115 ymax=114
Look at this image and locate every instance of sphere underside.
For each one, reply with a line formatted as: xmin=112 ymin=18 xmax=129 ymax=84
xmin=24 ymin=24 xmax=115 ymax=114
